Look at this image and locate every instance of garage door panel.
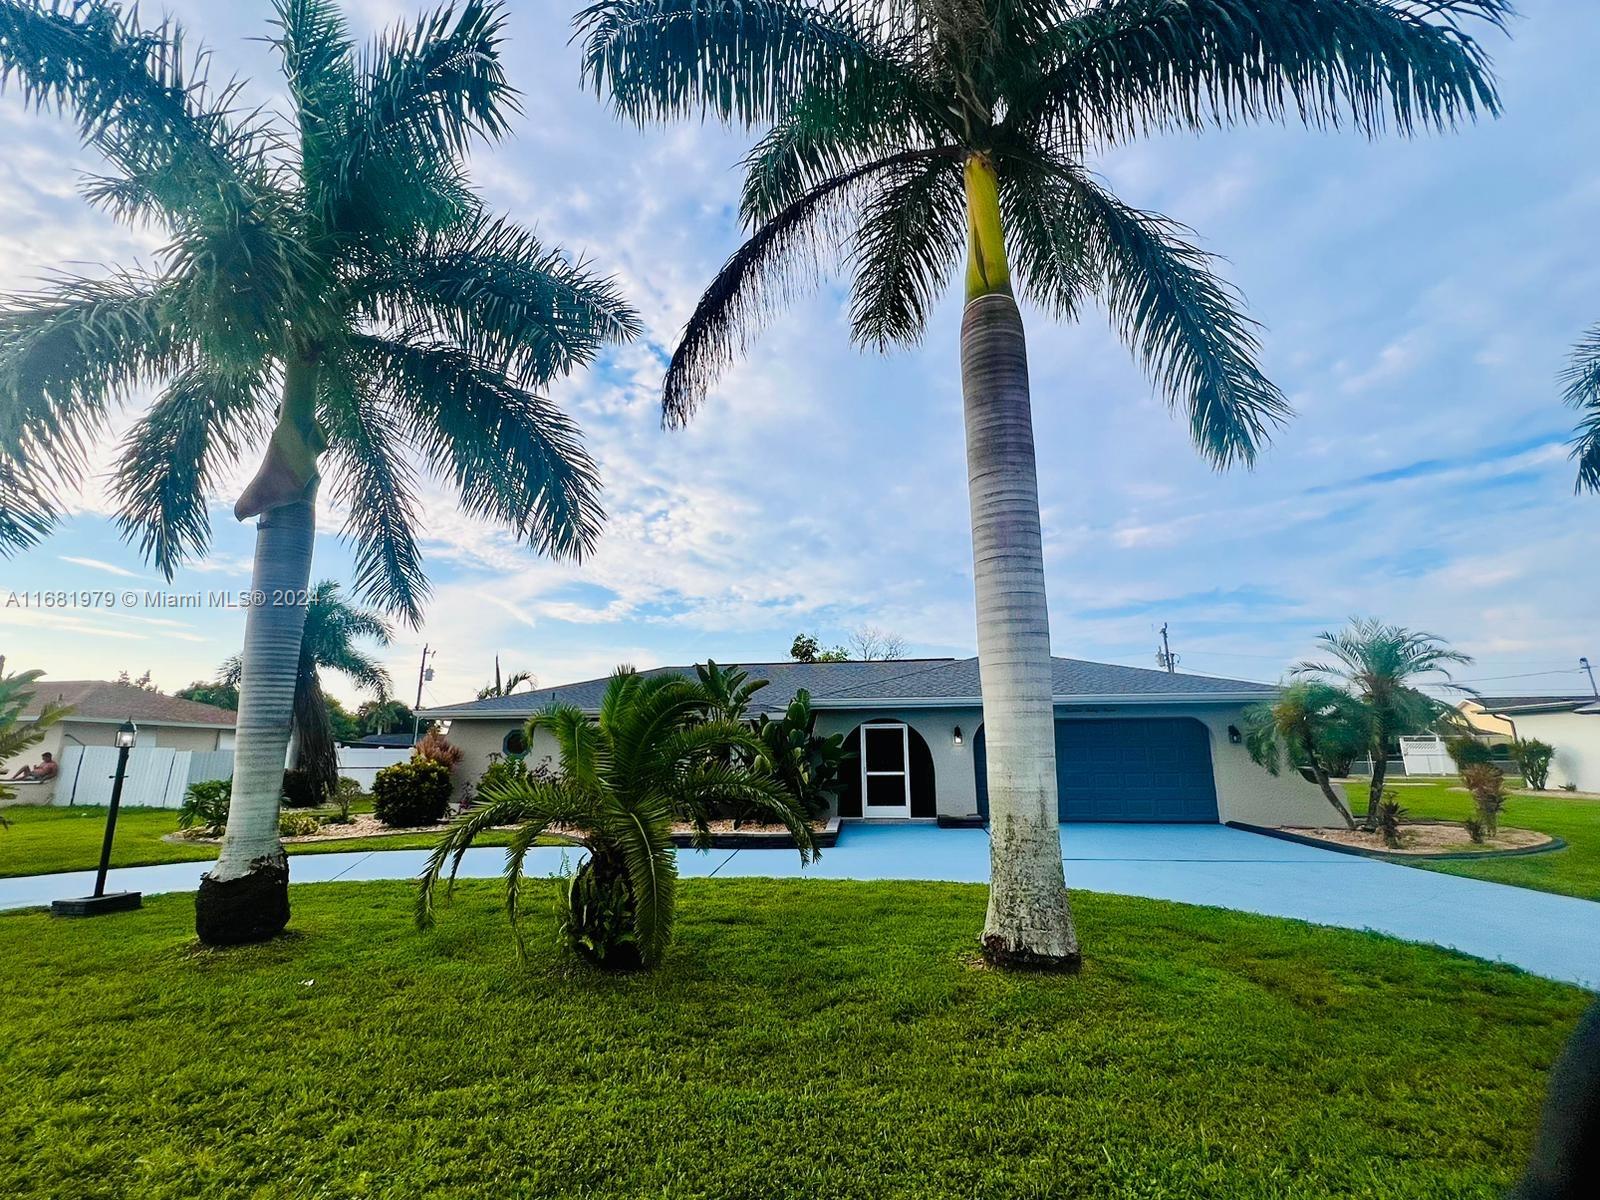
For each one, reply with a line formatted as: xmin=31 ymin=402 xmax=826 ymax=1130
xmin=972 ymin=717 xmax=1219 ymax=823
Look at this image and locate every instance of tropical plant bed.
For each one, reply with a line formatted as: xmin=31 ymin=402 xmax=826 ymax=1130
xmin=1278 ymin=822 xmax=1556 ymax=857
xmin=164 ymin=813 xmax=839 ymax=851
xmin=1 ymin=879 xmax=1587 ymax=1199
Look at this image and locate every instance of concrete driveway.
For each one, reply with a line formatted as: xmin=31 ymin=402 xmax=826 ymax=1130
xmin=4 ymin=823 xmax=1597 ymax=987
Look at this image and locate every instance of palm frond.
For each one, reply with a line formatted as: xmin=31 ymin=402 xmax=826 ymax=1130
xmin=600 ymin=790 xmax=676 ymax=966
xmin=1562 ymin=323 xmax=1600 ymax=494
xmin=354 ymin=333 xmax=605 ymax=561
xmin=356 ymin=212 xmax=641 ymax=385
xmin=0 ymin=0 xmax=276 ymax=228
xmin=0 ymin=275 xmax=186 ymax=551
xmin=575 ymin=0 xmax=903 ymax=128
xmin=1061 ymin=168 xmax=1290 ymax=468
xmin=336 ymin=0 xmax=516 ymax=228
xmin=530 ymin=703 xmax=606 ymax=792
xmin=111 ymin=362 xmax=268 ymax=578
xmin=320 ymin=360 xmax=430 ymax=623
xmin=848 ymin=153 xmax=965 ymax=349
xmin=996 ymin=147 xmax=1098 ymax=321
xmin=270 ymin=0 xmax=356 ymax=223
xmin=1015 ymin=0 xmax=1510 ymax=144
xmin=664 ymin=148 xmax=956 ymax=426
xmin=415 ymin=785 xmax=538 ymax=928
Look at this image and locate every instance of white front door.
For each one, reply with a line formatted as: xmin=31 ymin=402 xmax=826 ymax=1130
xmin=861 ymin=723 xmax=911 ymax=818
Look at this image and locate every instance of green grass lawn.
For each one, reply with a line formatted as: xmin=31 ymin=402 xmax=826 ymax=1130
xmin=0 ymin=804 xmax=518 ymax=878
xmin=0 ymin=879 xmax=1587 ymax=1199
xmin=1345 ymin=778 xmax=1600 ymax=901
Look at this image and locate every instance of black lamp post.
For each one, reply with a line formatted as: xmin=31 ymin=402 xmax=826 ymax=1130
xmin=51 ymin=717 xmax=143 ymax=917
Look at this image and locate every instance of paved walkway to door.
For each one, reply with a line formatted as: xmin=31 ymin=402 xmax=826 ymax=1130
xmin=4 ymin=824 xmax=1596 ymax=988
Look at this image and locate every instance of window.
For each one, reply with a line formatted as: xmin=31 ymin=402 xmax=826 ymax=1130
xmin=502 ymin=728 xmax=529 ymax=759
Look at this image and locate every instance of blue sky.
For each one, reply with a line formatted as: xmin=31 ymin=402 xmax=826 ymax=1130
xmin=2 ymin=1 xmax=1597 ymax=709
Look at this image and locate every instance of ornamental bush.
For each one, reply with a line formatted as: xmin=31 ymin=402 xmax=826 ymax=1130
xmin=1512 ymin=739 xmax=1555 ymax=791
xmin=372 ymin=757 xmax=453 ymax=827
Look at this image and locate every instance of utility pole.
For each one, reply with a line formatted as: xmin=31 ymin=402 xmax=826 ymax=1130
xmin=411 ymin=643 xmax=435 ymax=743
xmin=1157 ymin=623 xmax=1178 ymax=673
xmin=1582 ymin=656 xmax=1598 ymax=699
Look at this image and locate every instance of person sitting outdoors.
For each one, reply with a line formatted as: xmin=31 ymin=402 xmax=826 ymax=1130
xmin=8 ymin=751 xmax=58 ymax=782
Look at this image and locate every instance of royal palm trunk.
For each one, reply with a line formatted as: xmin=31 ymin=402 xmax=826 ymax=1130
xmin=195 ymin=356 xmax=323 ymax=945
xmin=962 ymin=155 xmax=1080 ymax=970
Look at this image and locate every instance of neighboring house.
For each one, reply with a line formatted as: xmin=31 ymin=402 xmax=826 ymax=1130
xmin=1478 ymin=695 xmax=1600 ymax=793
xmin=1456 ymin=699 xmax=1517 ymax=742
xmin=420 ymin=657 xmax=1339 ymax=827
xmin=3 ymin=680 xmax=237 ymax=805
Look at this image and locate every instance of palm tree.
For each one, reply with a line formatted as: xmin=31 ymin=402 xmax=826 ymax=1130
xmin=1 ymin=667 xmax=73 ymax=812
xmin=1293 ymin=618 xmax=1472 ymax=831
xmin=1241 ymin=681 xmax=1371 ymax=830
xmin=222 ymin=580 xmax=392 ymax=803
xmin=358 ymin=698 xmax=414 ymax=735
xmin=476 ymin=656 xmax=537 ymax=699
xmin=575 ymin=0 xmax=1507 ymax=968
xmin=0 ymin=0 xmax=639 ymax=944
xmin=1563 ymin=324 xmax=1600 ymax=492
xmin=417 ymin=668 xmax=817 ymax=969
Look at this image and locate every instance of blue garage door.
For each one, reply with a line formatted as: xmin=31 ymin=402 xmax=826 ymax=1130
xmin=975 ymin=718 xmax=1219 ymax=822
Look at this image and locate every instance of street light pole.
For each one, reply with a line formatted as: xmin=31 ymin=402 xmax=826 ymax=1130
xmin=52 ymin=717 xmax=143 ymax=917
xmin=1582 ymin=657 xmax=1598 ymax=699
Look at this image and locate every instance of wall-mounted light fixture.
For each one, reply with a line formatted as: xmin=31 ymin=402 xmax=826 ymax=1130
xmin=952 ymin=725 xmax=964 ymax=747
xmin=1227 ymin=724 xmax=1242 ymax=745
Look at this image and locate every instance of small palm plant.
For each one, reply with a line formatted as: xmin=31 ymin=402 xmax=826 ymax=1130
xmin=0 ymin=0 xmax=638 ymax=945
xmin=1241 ymin=681 xmax=1369 ymax=830
xmin=1293 ymin=618 xmax=1472 ymax=831
xmin=576 ymin=0 xmax=1508 ymax=969
xmin=417 ymin=669 xmax=817 ymax=969
xmin=1564 ymin=324 xmax=1600 ymax=491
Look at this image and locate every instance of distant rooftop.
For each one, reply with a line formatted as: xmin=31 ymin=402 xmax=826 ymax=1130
xmin=21 ymin=680 xmax=236 ymax=727
xmin=420 ymin=657 xmax=1274 ymax=719
xmin=1477 ymin=695 xmax=1600 ymax=715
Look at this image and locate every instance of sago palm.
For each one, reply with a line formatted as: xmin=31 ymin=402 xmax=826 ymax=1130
xmin=1563 ymin=324 xmax=1600 ymax=492
xmin=417 ymin=668 xmax=817 ymax=969
xmin=0 ymin=0 xmax=638 ymax=943
xmin=575 ymin=0 xmax=1508 ymax=968
xmin=1292 ymin=618 xmax=1471 ymax=830
xmin=222 ymin=580 xmax=393 ymax=803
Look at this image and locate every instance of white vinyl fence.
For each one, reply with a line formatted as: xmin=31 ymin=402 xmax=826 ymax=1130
xmin=52 ymin=746 xmax=234 ymax=809
xmin=335 ymin=747 xmax=412 ymax=789
xmin=1398 ymin=736 xmax=1455 ymax=776
xmin=51 ymin=745 xmax=413 ymax=808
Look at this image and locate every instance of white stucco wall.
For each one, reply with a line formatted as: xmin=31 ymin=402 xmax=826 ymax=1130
xmin=431 ymin=700 xmax=1343 ymax=827
xmin=1505 ymin=712 xmax=1600 ymax=793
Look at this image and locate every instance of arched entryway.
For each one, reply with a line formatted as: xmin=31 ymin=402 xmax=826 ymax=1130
xmin=837 ymin=720 xmax=937 ymax=818
xmin=975 ymin=717 xmax=1219 ymax=822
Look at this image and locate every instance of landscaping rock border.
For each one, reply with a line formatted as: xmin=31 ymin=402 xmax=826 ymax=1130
xmin=1228 ymin=821 xmax=1567 ymax=862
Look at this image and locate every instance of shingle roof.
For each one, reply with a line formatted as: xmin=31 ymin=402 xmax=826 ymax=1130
xmin=21 ymin=680 xmax=237 ymax=726
xmin=421 ymin=657 xmax=1273 ymax=719
xmin=1477 ymin=695 xmax=1600 ymax=715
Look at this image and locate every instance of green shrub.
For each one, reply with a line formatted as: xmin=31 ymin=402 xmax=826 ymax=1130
xmin=281 ymin=766 xmax=321 ymax=808
xmin=372 ymin=757 xmax=453 ymax=827
xmin=1561 ymin=782 xmax=1579 ymax=793
xmin=178 ymin=778 xmax=231 ymax=836
xmin=1375 ymin=794 xmax=1407 ymax=849
xmin=1512 ymin=739 xmax=1555 ymax=791
xmin=279 ymin=811 xmax=322 ymax=837
xmin=1462 ymin=763 xmax=1507 ymax=838
xmin=1445 ymin=736 xmax=1492 ymax=770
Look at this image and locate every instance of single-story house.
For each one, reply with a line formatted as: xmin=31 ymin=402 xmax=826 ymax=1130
xmin=4 ymin=680 xmax=237 ymax=805
xmin=1478 ymin=695 xmax=1600 ymax=793
xmin=419 ymin=657 xmax=1339 ymax=826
